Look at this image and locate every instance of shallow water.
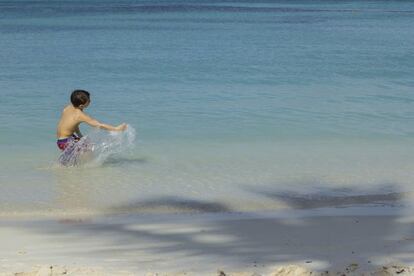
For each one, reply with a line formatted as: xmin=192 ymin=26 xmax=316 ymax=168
xmin=1 ymin=0 xmax=414 ymax=216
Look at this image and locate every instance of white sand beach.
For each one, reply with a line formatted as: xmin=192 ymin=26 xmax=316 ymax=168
xmin=1 ymin=207 xmax=414 ymax=275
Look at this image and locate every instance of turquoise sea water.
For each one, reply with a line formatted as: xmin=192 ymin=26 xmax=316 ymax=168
xmin=1 ymin=1 xmax=414 ymax=216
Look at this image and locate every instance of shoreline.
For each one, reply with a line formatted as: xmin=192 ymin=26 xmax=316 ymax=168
xmin=0 ymin=193 xmax=407 ymax=220
xmin=2 ymin=264 xmax=414 ymax=276
xmin=1 ymin=206 xmax=414 ymax=275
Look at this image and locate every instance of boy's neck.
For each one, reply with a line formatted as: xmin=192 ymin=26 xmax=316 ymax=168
xmin=72 ymin=105 xmax=84 ymax=111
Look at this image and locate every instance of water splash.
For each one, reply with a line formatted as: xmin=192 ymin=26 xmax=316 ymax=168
xmin=58 ymin=125 xmax=136 ymax=167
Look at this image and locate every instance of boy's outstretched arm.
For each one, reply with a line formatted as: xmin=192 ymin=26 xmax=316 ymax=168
xmin=79 ymin=112 xmax=127 ymax=131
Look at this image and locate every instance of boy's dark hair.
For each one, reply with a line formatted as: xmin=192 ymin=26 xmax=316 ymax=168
xmin=70 ymin=90 xmax=90 ymax=107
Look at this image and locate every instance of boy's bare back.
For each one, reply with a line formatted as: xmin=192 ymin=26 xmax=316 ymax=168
xmin=57 ymin=105 xmax=87 ymax=139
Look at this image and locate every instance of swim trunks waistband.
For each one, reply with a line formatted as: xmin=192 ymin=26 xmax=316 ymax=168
xmin=57 ymin=134 xmax=79 ymax=141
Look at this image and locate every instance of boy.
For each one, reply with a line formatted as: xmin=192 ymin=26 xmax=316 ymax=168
xmin=57 ymin=89 xmax=127 ymax=151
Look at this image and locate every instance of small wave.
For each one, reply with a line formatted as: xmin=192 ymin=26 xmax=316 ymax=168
xmin=57 ymin=125 xmax=136 ymax=167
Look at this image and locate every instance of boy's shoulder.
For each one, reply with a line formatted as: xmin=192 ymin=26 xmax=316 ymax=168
xmin=63 ymin=105 xmax=84 ymax=119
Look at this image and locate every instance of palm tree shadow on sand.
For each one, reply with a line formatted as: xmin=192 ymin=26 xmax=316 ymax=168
xmin=8 ymin=182 xmax=414 ymax=274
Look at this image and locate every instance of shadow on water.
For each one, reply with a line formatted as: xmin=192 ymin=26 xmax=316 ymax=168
xmin=6 ymin=183 xmax=414 ymax=274
xmin=101 ymin=156 xmax=149 ymax=167
xmin=245 ymin=183 xmax=407 ymax=210
xmin=109 ymin=196 xmax=231 ymax=213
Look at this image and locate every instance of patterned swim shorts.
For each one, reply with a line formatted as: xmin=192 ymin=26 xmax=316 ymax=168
xmin=57 ymin=134 xmax=80 ymax=151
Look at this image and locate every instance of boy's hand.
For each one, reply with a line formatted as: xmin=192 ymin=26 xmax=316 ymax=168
xmin=116 ymin=123 xmax=128 ymax=131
